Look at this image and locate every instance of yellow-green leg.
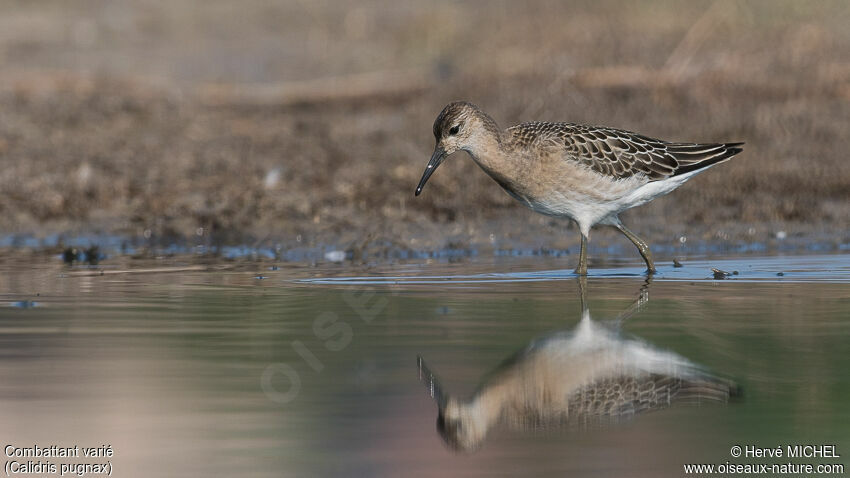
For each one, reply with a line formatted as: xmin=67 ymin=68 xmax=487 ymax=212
xmin=616 ymin=223 xmax=656 ymax=274
xmin=573 ymin=234 xmax=588 ymax=276
xmin=577 ymin=275 xmax=588 ymax=314
xmin=610 ymin=277 xmax=652 ymax=326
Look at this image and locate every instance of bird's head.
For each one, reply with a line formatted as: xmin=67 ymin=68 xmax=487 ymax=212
xmin=418 ymin=355 xmax=488 ymax=452
xmin=415 ymin=101 xmax=500 ymax=196
xmin=436 ymin=397 xmax=488 ymax=452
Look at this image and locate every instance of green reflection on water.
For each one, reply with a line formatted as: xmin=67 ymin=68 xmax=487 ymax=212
xmin=0 ymin=259 xmax=848 ymax=476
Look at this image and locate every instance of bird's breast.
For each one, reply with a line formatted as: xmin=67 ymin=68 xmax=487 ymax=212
xmin=472 ymin=149 xmax=653 ymax=222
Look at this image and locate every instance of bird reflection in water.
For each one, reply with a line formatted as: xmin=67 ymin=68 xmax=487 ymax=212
xmin=418 ymin=278 xmax=740 ymax=452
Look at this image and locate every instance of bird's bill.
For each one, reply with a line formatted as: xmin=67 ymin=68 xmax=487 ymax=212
xmin=415 ymin=147 xmax=446 ymax=196
xmin=417 ymin=355 xmax=447 ymax=409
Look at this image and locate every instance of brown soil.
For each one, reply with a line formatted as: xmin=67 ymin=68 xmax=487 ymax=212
xmin=0 ymin=0 xmax=848 ymax=256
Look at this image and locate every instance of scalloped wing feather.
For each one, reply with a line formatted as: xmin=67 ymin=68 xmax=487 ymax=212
xmin=507 ymin=122 xmax=743 ymax=181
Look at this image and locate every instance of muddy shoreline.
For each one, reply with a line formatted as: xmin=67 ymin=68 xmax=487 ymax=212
xmin=0 ymin=1 xmax=847 ymax=262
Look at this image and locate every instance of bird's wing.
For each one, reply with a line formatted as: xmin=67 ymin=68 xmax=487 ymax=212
xmin=566 ymin=373 xmax=738 ymax=421
xmin=502 ymin=372 xmax=738 ymax=431
xmin=507 ymin=122 xmax=743 ymax=181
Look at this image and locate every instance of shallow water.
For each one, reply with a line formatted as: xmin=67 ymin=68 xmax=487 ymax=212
xmin=1 ymin=254 xmax=849 ymax=477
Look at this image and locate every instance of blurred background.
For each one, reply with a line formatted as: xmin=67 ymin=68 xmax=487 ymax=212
xmin=1 ymin=0 xmax=848 ymax=257
xmin=1 ymin=4 xmax=849 ymax=476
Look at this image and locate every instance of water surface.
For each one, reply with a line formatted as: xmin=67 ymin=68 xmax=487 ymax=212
xmin=1 ymin=254 xmax=849 ymax=477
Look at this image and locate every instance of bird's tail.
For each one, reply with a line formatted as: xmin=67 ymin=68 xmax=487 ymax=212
xmin=670 ymin=142 xmax=745 ymax=176
xmin=676 ymin=375 xmax=743 ymax=404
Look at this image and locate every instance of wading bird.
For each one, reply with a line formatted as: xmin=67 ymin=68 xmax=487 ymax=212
xmin=415 ymin=102 xmax=743 ymax=274
xmin=418 ymin=280 xmax=740 ymax=452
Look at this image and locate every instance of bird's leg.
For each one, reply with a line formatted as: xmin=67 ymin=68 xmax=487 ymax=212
xmin=616 ymin=223 xmax=656 ymax=274
xmin=573 ymin=234 xmax=588 ymax=276
xmin=577 ymin=275 xmax=589 ymax=316
xmin=610 ymin=277 xmax=652 ymax=328
xmin=577 ymin=275 xmax=591 ymax=324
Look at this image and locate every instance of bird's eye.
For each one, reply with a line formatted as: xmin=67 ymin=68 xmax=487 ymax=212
xmin=449 ymin=125 xmax=460 ymax=135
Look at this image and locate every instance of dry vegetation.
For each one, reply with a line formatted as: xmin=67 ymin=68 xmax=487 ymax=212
xmin=0 ymin=0 xmax=848 ymax=255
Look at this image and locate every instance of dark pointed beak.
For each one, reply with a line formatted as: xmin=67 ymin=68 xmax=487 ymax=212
xmin=417 ymin=355 xmax=447 ymax=409
xmin=415 ymin=147 xmax=447 ymax=196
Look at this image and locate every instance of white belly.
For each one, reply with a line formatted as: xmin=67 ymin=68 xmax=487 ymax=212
xmin=512 ymin=170 xmax=701 ymax=235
